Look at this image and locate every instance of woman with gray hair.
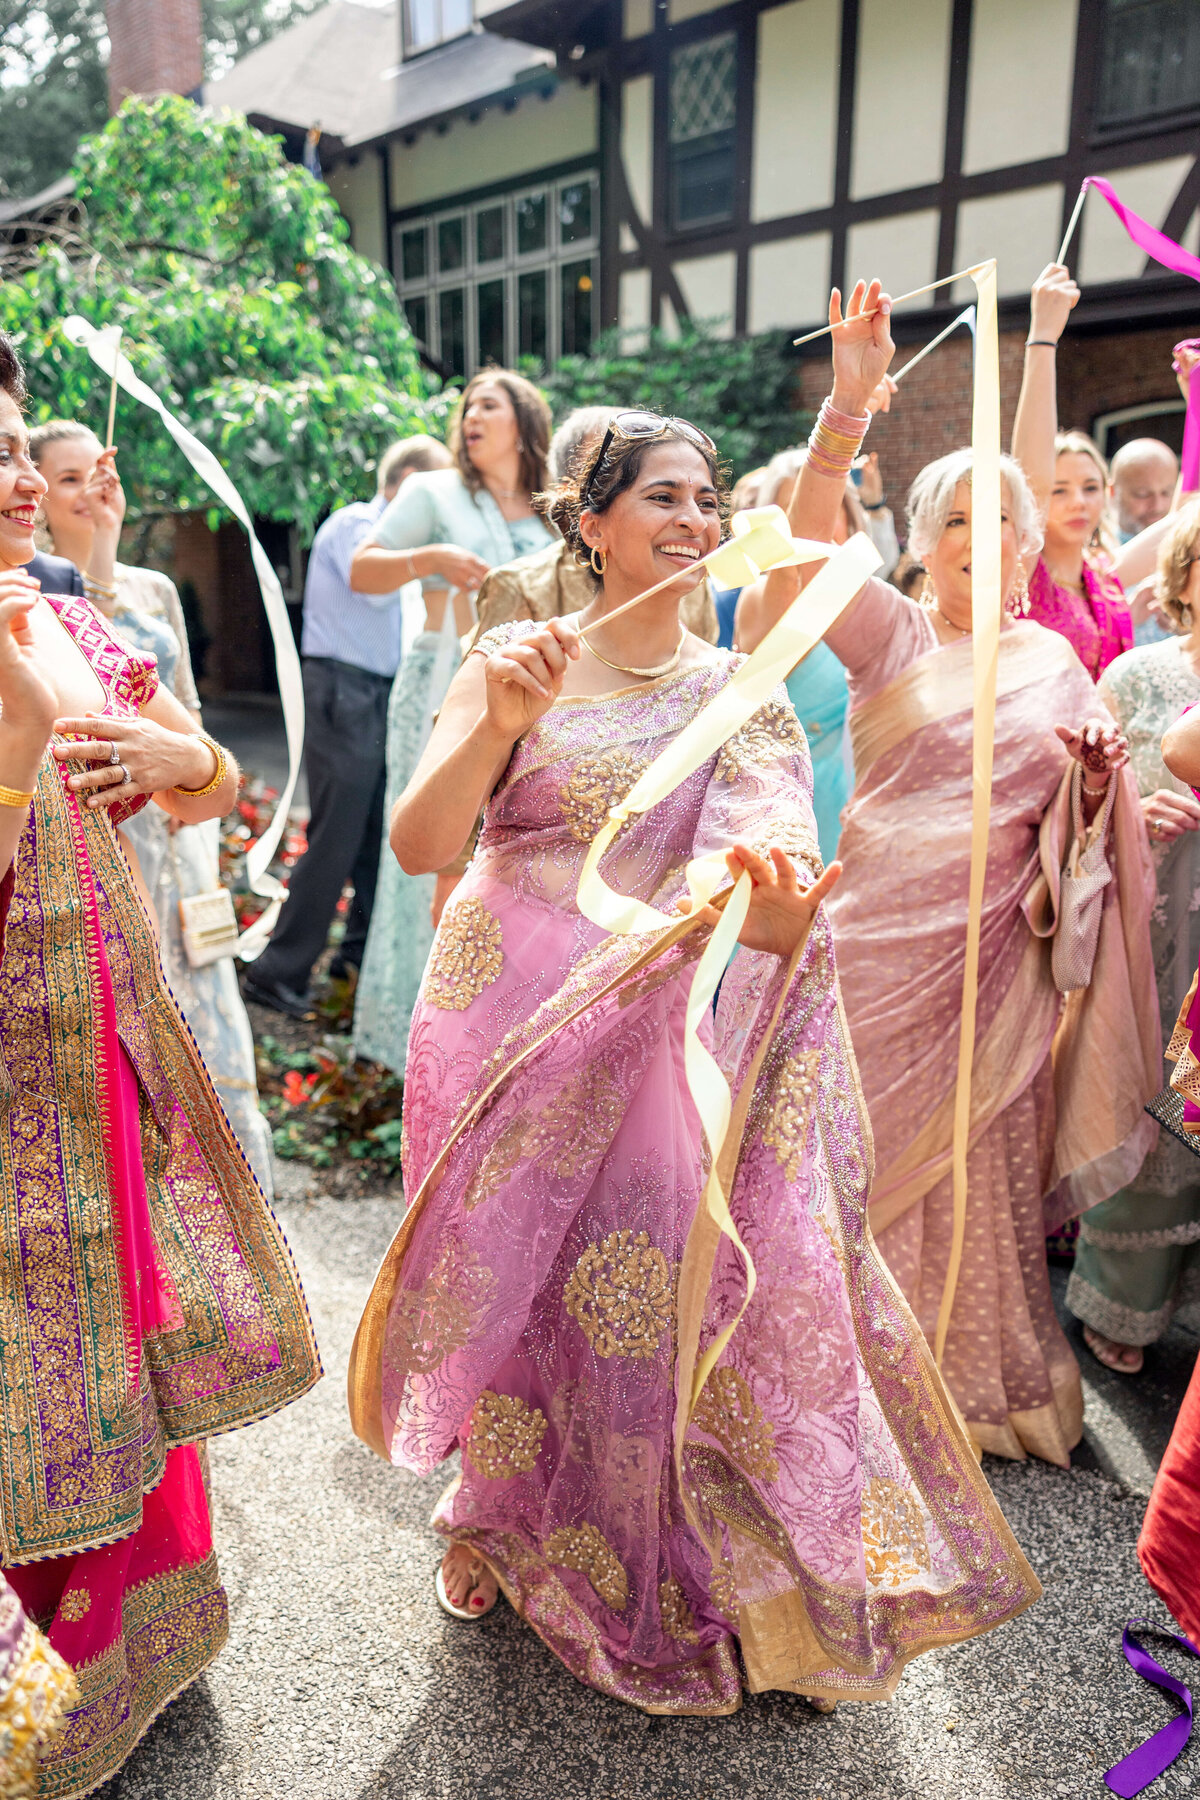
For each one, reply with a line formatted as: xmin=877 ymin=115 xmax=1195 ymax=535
xmin=741 ymin=280 xmax=1159 ymax=1465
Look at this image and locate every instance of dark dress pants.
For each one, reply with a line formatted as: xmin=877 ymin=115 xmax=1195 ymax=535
xmin=251 ymin=657 xmax=391 ymax=995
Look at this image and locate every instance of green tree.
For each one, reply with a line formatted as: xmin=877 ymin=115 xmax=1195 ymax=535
xmin=1 ymin=95 xmax=449 ymax=534
xmin=0 ymin=0 xmax=109 ymax=199
xmin=0 ymin=0 xmax=327 ymax=198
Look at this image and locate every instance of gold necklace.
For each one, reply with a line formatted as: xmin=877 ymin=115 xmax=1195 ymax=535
xmin=584 ymin=626 xmax=687 ymax=680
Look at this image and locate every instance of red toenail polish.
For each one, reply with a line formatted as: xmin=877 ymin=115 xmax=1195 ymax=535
xmin=471 ymin=1596 xmax=485 ymax=1608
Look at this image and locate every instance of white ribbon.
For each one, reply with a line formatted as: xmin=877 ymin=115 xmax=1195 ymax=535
xmin=61 ymin=317 xmax=304 ymax=961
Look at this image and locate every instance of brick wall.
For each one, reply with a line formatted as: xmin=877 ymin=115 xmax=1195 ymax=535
xmin=106 ymin=0 xmax=204 ymax=110
xmin=794 ymin=324 xmax=1184 ymax=543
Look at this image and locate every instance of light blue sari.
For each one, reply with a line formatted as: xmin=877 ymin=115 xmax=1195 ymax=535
xmin=785 ymin=641 xmax=851 ymax=862
xmin=352 ymin=473 xmax=553 ymax=1075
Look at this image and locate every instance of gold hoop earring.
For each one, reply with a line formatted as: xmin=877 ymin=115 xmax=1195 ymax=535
xmin=590 ymin=546 xmax=606 ymax=576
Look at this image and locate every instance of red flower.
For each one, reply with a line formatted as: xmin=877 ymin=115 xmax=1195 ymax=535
xmin=282 ymin=1070 xmax=314 ymax=1106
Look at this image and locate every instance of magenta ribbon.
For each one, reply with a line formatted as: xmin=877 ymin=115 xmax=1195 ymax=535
xmin=1080 ymin=177 xmax=1200 ymax=492
xmin=1174 ymin=344 xmax=1200 ymax=493
xmin=1105 ymin=1620 xmax=1198 ymax=1798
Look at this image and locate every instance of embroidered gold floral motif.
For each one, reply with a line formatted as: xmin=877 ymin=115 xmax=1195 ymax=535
xmin=715 ymin=699 xmax=805 ymax=783
xmin=761 ymin=1049 xmax=822 ymax=1181
xmin=425 ymin=898 xmax=504 ymax=1010
xmin=57 ymin=1588 xmax=90 ymax=1624
xmin=467 ymin=1390 xmax=548 ymax=1479
xmin=748 ymin=820 xmax=823 ymax=879
xmin=659 ymin=1577 xmax=700 ymax=1644
xmin=861 ymin=1477 xmax=932 ymax=1589
xmin=563 ymin=1229 xmax=673 ymax=1359
xmin=524 ymin=1063 xmax=625 ymax=1179
xmin=544 ymin=1522 xmax=628 ymax=1610
xmin=708 ymin=1556 xmax=737 ymax=1618
xmin=692 ymin=1366 xmax=779 ymax=1482
xmin=558 ymin=748 xmax=649 ymax=842
xmin=388 ymin=1239 xmax=497 ymax=1380
xmin=463 ymin=1113 xmax=530 ymax=1212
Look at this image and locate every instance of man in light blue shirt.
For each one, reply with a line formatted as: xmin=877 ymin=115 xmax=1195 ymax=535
xmin=1111 ymin=439 xmax=1179 ymax=647
xmin=244 ymin=434 xmax=451 ymax=1018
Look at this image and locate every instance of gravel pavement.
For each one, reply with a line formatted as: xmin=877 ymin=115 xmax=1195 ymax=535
xmin=97 ymin=1165 xmax=1200 ymax=1800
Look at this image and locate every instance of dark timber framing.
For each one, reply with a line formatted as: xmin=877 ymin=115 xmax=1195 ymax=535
xmin=334 ymin=0 xmax=1200 ymax=345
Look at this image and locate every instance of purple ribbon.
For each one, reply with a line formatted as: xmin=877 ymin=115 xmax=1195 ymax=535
xmin=1105 ymin=1619 xmax=1198 ymax=1798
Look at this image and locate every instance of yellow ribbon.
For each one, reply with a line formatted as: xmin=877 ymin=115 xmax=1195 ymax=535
xmin=577 ymin=530 xmax=882 ymax=1408
xmin=933 ymin=258 xmax=1001 ymax=1368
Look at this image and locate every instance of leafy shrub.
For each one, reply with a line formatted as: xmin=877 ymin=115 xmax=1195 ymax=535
xmin=533 ymin=322 xmax=810 ymax=478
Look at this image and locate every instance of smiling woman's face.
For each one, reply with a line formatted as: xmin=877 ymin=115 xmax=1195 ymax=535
xmin=580 ymin=440 xmax=721 ymax=595
xmin=34 ymin=431 xmax=101 ymax=546
xmin=0 ymin=392 xmax=46 ymax=573
xmin=925 ymin=478 xmax=1021 ymax=615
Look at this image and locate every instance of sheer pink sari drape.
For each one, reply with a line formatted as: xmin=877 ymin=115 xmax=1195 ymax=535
xmin=351 ymin=622 xmax=1041 ymax=1713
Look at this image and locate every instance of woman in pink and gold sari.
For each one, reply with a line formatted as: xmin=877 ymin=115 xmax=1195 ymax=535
xmin=0 ymin=334 xmax=321 ymax=1797
xmin=747 ymin=283 xmax=1160 ymax=1468
xmin=350 ymin=394 xmax=1040 ymax=1715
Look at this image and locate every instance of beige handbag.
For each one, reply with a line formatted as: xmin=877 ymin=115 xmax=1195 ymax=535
xmin=178 ymin=887 xmax=241 ymax=966
xmin=1051 ymin=762 xmax=1117 ymax=994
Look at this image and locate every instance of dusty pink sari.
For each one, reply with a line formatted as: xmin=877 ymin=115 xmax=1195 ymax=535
xmin=351 ymin=621 xmax=1040 ymax=1714
xmin=0 ymin=596 xmax=321 ymax=1797
xmin=826 ymin=580 xmax=1159 ymax=1466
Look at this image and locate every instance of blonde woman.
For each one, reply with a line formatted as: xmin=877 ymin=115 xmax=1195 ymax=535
xmin=1011 ymin=265 xmax=1182 ymax=679
xmin=1068 ymin=500 xmax=1200 ymax=1369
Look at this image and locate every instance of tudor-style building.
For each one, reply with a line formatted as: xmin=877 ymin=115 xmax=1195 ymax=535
xmin=209 ymin=0 xmax=1200 ymax=501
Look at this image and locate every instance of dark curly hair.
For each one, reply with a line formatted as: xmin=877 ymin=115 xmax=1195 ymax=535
xmin=542 ymin=424 xmax=729 ymax=571
xmin=0 ymin=334 xmax=28 ymax=410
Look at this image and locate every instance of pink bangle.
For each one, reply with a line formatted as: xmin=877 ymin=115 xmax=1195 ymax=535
xmin=806 ymin=396 xmax=871 ymax=483
xmin=819 ymin=398 xmax=872 ymax=436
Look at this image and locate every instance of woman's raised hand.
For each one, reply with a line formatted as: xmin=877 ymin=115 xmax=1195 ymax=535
xmin=1029 ymin=264 xmax=1080 ymax=345
xmin=677 ymin=842 xmax=842 ymax=959
xmin=0 ymin=578 xmax=58 ymax=747
xmin=829 ymin=279 xmax=895 ymax=414
xmin=483 ymin=616 xmax=581 ymax=740
xmin=82 ymin=447 xmax=126 ymax=538
xmin=1055 ymin=717 xmax=1129 ymax=778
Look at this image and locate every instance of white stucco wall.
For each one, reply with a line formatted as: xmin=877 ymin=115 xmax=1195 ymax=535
xmin=752 ymin=0 xmax=839 ymax=222
xmin=952 ymin=184 xmax=1065 ymax=301
xmin=851 ymin=0 xmax=953 ymax=201
xmin=388 ymin=81 xmax=597 ymax=212
xmin=748 ymin=232 xmax=832 ymax=333
xmin=962 ymin=0 xmax=1077 ymax=174
xmin=846 ymin=208 xmax=941 ymax=302
xmin=327 ymin=154 xmax=386 ymax=268
xmin=673 ymin=250 xmax=737 ymax=334
xmin=622 ymin=73 xmax=654 ymax=230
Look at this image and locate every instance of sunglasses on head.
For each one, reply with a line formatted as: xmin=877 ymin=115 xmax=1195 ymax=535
xmin=580 ymin=411 xmax=717 ymax=508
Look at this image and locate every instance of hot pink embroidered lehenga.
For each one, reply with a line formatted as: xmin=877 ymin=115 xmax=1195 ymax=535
xmin=350 ymin=620 xmax=1040 ymax=1714
xmin=0 ymin=596 xmax=321 ymax=1798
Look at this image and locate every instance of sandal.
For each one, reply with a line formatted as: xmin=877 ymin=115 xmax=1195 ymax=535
xmin=1083 ymin=1326 xmax=1144 ymax=1375
xmin=435 ymin=1550 xmax=497 ymax=1621
xmin=806 ymin=1695 xmax=837 ymax=1714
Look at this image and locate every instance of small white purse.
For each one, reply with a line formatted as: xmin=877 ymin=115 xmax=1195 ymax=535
xmin=1051 ymin=762 xmax=1117 ymax=994
xmin=178 ymin=887 xmax=241 ymax=967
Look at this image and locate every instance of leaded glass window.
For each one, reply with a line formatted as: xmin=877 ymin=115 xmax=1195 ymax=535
xmin=1096 ymin=0 xmax=1200 ymax=128
xmin=668 ymin=33 xmax=738 ymax=230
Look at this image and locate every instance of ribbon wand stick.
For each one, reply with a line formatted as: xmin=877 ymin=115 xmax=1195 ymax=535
xmin=104 ymin=327 xmax=122 ymax=450
xmin=1057 ymin=182 xmax=1088 ymax=268
xmin=892 ymin=307 xmax=976 ymax=384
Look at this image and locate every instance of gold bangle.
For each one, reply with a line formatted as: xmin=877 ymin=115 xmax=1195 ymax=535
xmin=0 ymin=785 xmax=34 ymax=808
xmin=172 ymin=732 xmax=227 ymax=799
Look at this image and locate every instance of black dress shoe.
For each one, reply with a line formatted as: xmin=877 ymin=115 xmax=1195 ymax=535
xmin=328 ymin=955 xmax=359 ymax=983
xmin=240 ymin=972 xmax=316 ymax=1020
